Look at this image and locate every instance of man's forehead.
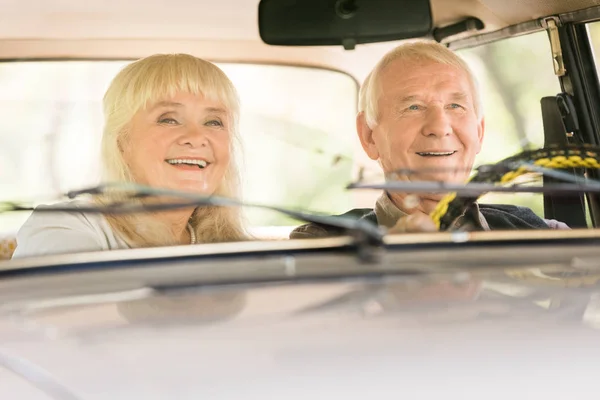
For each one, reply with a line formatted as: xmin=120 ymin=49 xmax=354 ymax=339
xmin=382 ymin=57 xmax=463 ymax=75
xmin=379 ymin=59 xmax=473 ymax=98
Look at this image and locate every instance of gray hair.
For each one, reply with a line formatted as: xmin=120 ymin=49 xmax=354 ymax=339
xmin=358 ymin=40 xmax=483 ymax=128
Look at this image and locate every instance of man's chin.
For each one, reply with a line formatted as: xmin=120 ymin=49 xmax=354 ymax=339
xmin=419 ymin=196 xmax=443 ymax=214
xmin=423 ymin=192 xmax=446 ymax=201
xmin=412 ymin=172 xmax=460 ymax=183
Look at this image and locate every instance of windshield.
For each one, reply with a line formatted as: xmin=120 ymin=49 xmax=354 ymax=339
xmin=0 ymin=27 xmax=598 ymax=262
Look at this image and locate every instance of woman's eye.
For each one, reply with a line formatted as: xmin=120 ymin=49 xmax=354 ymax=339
xmin=158 ymin=117 xmax=180 ymax=125
xmin=449 ymin=103 xmax=464 ymax=109
xmin=408 ymin=104 xmax=420 ymax=111
xmin=205 ymin=119 xmax=223 ymax=127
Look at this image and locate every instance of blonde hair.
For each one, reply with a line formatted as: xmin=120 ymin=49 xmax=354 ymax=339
xmin=358 ymin=40 xmax=483 ymax=128
xmin=98 ymin=53 xmax=247 ymax=247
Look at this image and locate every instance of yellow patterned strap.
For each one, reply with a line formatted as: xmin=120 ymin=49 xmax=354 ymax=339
xmin=0 ymin=237 xmax=17 ymax=260
xmin=430 ymin=145 xmax=600 ymax=230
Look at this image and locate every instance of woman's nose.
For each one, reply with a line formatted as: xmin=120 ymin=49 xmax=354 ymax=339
xmin=178 ymin=125 xmax=209 ymax=147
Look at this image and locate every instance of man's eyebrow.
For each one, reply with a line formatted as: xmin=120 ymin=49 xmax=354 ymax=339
xmin=397 ymin=95 xmax=421 ymax=103
xmin=449 ymin=92 xmax=469 ymax=101
xmin=395 ymin=92 xmax=470 ymax=103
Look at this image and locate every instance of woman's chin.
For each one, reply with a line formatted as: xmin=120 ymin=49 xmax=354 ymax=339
xmin=162 ymin=179 xmax=213 ymax=195
xmin=177 ymin=186 xmax=214 ymax=196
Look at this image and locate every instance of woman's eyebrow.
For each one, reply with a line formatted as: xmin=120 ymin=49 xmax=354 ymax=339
xmin=150 ymin=101 xmax=184 ymax=111
xmin=150 ymin=103 xmax=227 ymax=115
xmin=203 ymin=107 xmax=229 ymax=116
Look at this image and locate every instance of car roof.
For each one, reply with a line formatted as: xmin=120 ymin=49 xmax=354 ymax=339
xmin=2 ymin=0 xmax=597 ymax=41
xmin=1 ymin=0 xmax=599 ymax=80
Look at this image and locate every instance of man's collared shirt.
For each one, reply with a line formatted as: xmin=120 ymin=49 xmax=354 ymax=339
xmin=374 ymin=192 xmax=490 ymax=231
xmin=290 ymin=193 xmax=568 ymax=239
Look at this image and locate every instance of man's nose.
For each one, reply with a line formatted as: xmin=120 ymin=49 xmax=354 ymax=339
xmin=178 ymin=125 xmax=208 ymax=147
xmin=421 ymin=107 xmax=452 ymax=137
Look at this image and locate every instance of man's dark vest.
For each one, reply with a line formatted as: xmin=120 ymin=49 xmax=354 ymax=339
xmin=295 ymin=204 xmax=551 ymax=237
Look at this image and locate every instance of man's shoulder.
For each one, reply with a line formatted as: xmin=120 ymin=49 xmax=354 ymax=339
xmin=478 ymin=203 xmax=557 ymax=229
xmin=289 ymin=208 xmax=377 ymax=239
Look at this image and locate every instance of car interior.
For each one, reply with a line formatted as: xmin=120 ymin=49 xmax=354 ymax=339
xmin=3 ymin=0 xmax=600 ymax=260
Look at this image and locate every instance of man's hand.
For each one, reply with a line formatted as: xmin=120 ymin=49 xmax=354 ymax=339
xmin=388 ymin=210 xmax=438 ymax=234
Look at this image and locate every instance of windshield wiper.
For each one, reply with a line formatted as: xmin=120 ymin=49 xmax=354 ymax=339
xmin=0 ymin=348 xmax=81 ymax=400
xmin=1 ymin=183 xmax=384 ymax=258
xmin=348 ymin=162 xmax=600 ymax=196
xmin=347 ymin=181 xmax=600 ymax=196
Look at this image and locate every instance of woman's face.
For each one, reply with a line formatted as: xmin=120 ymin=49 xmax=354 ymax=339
xmin=122 ymin=92 xmax=232 ymax=195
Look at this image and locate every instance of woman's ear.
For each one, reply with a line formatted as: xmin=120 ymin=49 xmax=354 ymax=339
xmin=117 ymin=126 xmax=131 ymax=155
xmin=356 ymin=112 xmax=380 ymax=160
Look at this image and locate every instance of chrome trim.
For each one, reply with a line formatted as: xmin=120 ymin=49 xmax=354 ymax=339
xmin=2 ymin=229 xmax=600 ymax=274
xmin=449 ymin=19 xmax=544 ymax=50
xmin=0 ymin=236 xmax=355 ymax=272
xmin=449 ymin=5 xmax=600 ymax=50
xmin=544 ymin=17 xmax=567 ymax=76
xmin=385 ymin=228 xmax=600 ymax=245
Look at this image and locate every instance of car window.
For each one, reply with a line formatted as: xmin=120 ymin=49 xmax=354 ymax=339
xmin=0 ymin=61 xmax=358 ymax=234
xmin=458 ymin=31 xmax=561 ymax=216
xmin=0 ymin=32 xmax=567 ymax=238
xmin=586 ymin=22 xmax=600 ymax=83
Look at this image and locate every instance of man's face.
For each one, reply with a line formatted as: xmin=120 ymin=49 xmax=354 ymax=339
xmin=358 ymin=58 xmax=485 ymax=197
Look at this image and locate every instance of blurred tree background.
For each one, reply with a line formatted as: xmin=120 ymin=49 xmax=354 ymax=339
xmin=458 ymin=30 xmax=562 ymax=216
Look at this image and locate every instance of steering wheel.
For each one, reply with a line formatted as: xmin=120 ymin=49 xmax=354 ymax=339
xmin=429 ymin=144 xmax=600 ymax=231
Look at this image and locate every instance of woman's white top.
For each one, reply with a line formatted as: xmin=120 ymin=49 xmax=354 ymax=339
xmin=11 ymin=201 xmax=130 ymax=259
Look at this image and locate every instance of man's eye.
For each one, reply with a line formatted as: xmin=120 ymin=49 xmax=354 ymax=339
xmin=449 ymin=103 xmax=464 ymax=109
xmin=158 ymin=117 xmax=179 ymax=125
xmin=407 ymin=104 xmax=421 ymax=111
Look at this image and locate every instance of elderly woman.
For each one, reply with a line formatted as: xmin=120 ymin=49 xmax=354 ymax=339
xmin=12 ymin=54 xmax=247 ymax=258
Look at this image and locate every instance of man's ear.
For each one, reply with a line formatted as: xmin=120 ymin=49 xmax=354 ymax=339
xmin=356 ymin=112 xmax=380 ymax=161
xmin=475 ymin=117 xmax=485 ymax=154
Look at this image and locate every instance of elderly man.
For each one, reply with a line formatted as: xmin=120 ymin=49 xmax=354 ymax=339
xmin=291 ymin=41 xmax=568 ymax=238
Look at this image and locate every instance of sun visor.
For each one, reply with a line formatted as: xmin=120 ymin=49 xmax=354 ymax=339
xmin=258 ymin=0 xmax=433 ymax=50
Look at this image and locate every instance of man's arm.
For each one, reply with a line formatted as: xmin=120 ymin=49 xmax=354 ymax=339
xmin=289 ymin=223 xmax=331 ymax=239
xmin=543 ymin=219 xmax=571 ymax=230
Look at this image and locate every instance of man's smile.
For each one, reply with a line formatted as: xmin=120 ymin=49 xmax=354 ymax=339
xmin=415 ymin=150 xmax=457 ymax=157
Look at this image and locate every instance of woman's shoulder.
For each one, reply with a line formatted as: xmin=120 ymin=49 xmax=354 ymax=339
xmin=11 ymin=199 xmax=130 ymax=258
xmin=24 ymin=199 xmax=109 ymax=231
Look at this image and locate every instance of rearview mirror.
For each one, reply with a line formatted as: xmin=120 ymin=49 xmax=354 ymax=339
xmin=258 ymin=0 xmax=433 ymax=50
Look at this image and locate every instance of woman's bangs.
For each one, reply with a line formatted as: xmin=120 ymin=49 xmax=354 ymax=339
xmin=129 ymin=58 xmax=238 ymax=115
